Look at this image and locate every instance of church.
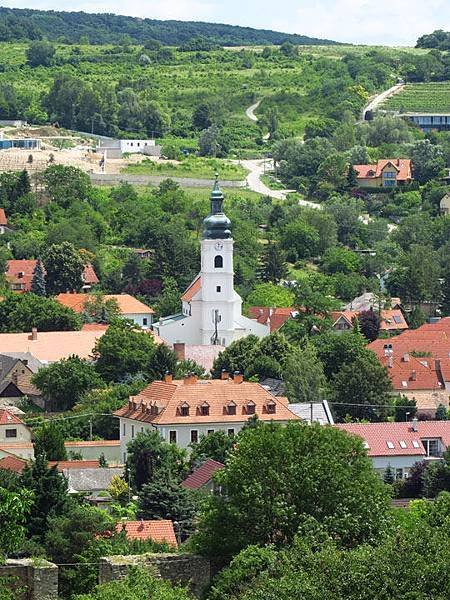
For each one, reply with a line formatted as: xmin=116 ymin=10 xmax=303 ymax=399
xmin=153 ymin=177 xmax=269 ymax=347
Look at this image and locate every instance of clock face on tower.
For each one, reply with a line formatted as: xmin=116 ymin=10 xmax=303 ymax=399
xmin=214 ymin=242 xmax=223 ymax=251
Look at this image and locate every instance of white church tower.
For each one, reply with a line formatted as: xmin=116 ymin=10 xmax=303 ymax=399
xmin=154 ymin=176 xmax=269 ymax=347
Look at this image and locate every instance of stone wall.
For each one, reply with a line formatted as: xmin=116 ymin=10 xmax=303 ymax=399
xmin=99 ymin=553 xmax=210 ymax=598
xmin=0 ymin=559 xmax=58 ymax=600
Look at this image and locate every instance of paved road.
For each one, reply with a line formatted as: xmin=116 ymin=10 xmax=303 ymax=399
xmin=362 ymin=83 xmax=405 ymax=120
xmin=241 ymin=159 xmax=321 ymax=208
xmin=245 ymin=100 xmax=261 ymax=122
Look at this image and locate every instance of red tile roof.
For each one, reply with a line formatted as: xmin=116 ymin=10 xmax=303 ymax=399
xmin=114 ymin=378 xmax=300 ymax=426
xmin=354 ymin=159 xmax=412 ymax=181
xmin=181 ymin=276 xmax=201 ymax=302
xmin=48 ymin=460 xmax=100 ymax=471
xmin=337 ymin=421 xmax=450 ymax=457
xmin=6 ymin=260 xmax=99 ymax=292
xmin=115 ymin=520 xmax=177 ymax=546
xmin=0 ymin=208 xmax=7 ymax=226
xmin=331 ymin=309 xmax=408 ymax=332
xmin=0 ymin=455 xmax=27 ymax=473
xmin=57 ymin=293 xmax=154 ymax=315
xmin=0 ymin=409 xmax=25 ymax=426
xmin=248 ymin=307 xmax=296 ymax=332
xmin=181 ymin=458 xmax=224 ymax=490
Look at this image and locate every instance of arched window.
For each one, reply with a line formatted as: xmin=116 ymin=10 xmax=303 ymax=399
xmin=214 ymin=255 xmax=223 ymax=268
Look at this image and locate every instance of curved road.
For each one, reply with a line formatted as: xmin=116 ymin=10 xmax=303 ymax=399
xmin=362 ymin=83 xmax=405 ymax=120
xmin=246 ymin=100 xmax=261 ymax=122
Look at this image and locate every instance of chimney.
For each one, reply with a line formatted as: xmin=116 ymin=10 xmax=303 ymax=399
xmin=31 ymin=327 xmax=37 ymax=341
xmin=387 ymin=355 xmax=393 ymax=368
xmin=141 ymin=403 xmax=146 ymax=413
xmin=233 ymin=371 xmax=243 ymax=384
xmin=173 ymin=342 xmax=185 ymax=361
xmin=163 ymin=372 xmax=173 ymax=384
xmin=411 ymin=370 xmax=417 ymax=381
xmin=184 ymin=373 xmax=198 ymax=385
xmin=412 ymin=416 xmax=418 ymax=432
xmin=128 ymin=399 xmax=133 ymax=410
xmin=220 ymin=369 xmax=229 ymax=380
xmin=402 ymin=353 xmax=410 ymax=362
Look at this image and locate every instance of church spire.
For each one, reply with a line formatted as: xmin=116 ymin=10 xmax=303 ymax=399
xmin=203 ymin=174 xmax=231 ymax=239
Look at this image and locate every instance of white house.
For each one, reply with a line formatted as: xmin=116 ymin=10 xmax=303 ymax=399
xmin=337 ymin=420 xmax=450 ymax=480
xmin=154 ymin=177 xmax=269 ymax=346
xmin=97 ymin=139 xmax=161 ymax=158
xmin=0 ymin=409 xmax=32 ymax=445
xmin=114 ymin=372 xmax=300 ymax=459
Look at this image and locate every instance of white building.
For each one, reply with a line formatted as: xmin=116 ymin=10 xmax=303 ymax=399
xmin=0 ymin=409 xmax=32 ymax=445
xmin=337 ymin=420 xmax=450 ymax=480
xmin=154 ymin=178 xmax=269 ymax=346
xmin=114 ymin=372 xmax=300 ymax=458
xmin=97 ymin=139 xmax=161 ymax=159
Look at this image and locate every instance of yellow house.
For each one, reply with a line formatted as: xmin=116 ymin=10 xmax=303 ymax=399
xmin=354 ymin=159 xmax=412 ymax=188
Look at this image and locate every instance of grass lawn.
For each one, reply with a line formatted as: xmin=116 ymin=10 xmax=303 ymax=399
xmin=260 ymin=173 xmax=287 ymax=190
xmin=122 ymin=157 xmax=247 ymax=180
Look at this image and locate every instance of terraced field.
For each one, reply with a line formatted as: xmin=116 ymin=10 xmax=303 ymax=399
xmin=382 ymin=82 xmax=450 ymax=113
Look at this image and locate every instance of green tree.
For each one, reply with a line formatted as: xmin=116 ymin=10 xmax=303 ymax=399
xmin=126 ymin=430 xmax=187 ymax=491
xmin=0 ymin=487 xmax=33 ymax=558
xmin=192 ymin=103 xmax=212 ymax=130
xmin=82 ymin=295 xmax=120 ymax=324
xmin=43 ymin=242 xmax=84 ymax=295
xmin=357 ymin=309 xmax=380 ymax=342
xmin=0 ymin=293 xmax=81 ymax=332
xmin=387 ymin=245 xmax=441 ymax=304
xmin=26 ymin=40 xmax=55 ymax=67
xmin=156 ymin=277 xmax=181 ymax=318
xmin=423 ymin=450 xmax=450 ymax=497
xmin=383 ymin=465 xmax=395 ymax=485
xmin=190 ymin=431 xmax=234 ymax=467
xmin=34 ymin=422 xmax=67 ymax=461
xmin=283 ymin=344 xmax=327 ymax=404
xmin=346 ymin=164 xmax=359 ymax=189
xmin=42 ymin=165 xmax=92 ymax=208
xmin=258 ymin=242 xmax=288 ymax=284
xmin=212 ymin=335 xmax=260 ymax=378
xmin=93 ymin=321 xmax=156 ymax=382
xmin=148 ymin=344 xmax=178 ymax=380
xmin=313 ymin=330 xmax=367 ymax=379
xmin=435 ymin=404 xmax=449 ymax=420
xmin=394 ymin=395 xmax=417 ymax=422
xmin=31 ymin=258 xmax=46 ymax=296
xmin=410 ymin=139 xmax=445 ymax=184
xmin=246 ymin=283 xmax=294 ymax=308
xmin=280 ymin=219 xmax=320 ymax=261
xmin=32 ymin=356 xmax=104 ymax=411
xmin=192 ymin=422 xmax=390 ymax=558
xmin=322 ymin=246 xmax=361 ymax=274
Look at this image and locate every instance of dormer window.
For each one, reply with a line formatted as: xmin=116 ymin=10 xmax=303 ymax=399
xmin=266 ymin=400 xmax=276 ymax=414
xmin=200 ymin=402 xmax=210 ymax=416
xmin=246 ymin=401 xmax=256 ymax=415
xmin=214 ymin=255 xmax=223 ymax=268
xmin=227 ymin=401 xmax=236 ymax=416
xmin=179 ymin=402 xmax=190 ymax=417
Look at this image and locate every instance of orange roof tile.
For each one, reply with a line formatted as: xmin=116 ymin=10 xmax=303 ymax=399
xmin=57 ymin=294 xmax=154 ymax=315
xmin=48 ymin=460 xmax=100 ymax=471
xmin=64 ymin=440 xmax=120 ymax=447
xmin=181 ymin=276 xmax=201 ymax=302
xmin=114 ymin=378 xmax=301 ymax=426
xmin=354 ymin=159 xmax=412 ymax=181
xmin=6 ymin=261 xmax=99 ymax=293
xmin=181 ymin=459 xmax=224 ymax=490
xmin=248 ymin=307 xmax=294 ymax=332
xmin=115 ymin=520 xmax=177 ymax=546
xmin=0 ymin=208 xmax=7 ymax=226
xmin=0 ymin=455 xmax=27 ymax=473
xmin=0 ymin=409 xmax=25 ymax=426
xmin=82 ymin=263 xmax=99 ymax=285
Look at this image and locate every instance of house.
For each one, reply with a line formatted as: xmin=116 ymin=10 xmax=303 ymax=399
xmin=154 ymin=178 xmax=269 ymax=347
xmin=0 ymin=409 xmax=31 ymax=445
xmin=344 ymin=293 xmax=402 ymax=312
xmin=97 ymin=139 xmax=162 ymax=159
xmin=440 ymin=192 xmax=450 ymax=215
xmin=5 ymin=260 xmax=99 ymax=293
xmin=181 ymin=459 xmax=224 ymax=493
xmin=353 ymin=159 xmax=412 ymax=188
xmin=248 ymin=307 xmax=297 ymax=332
xmin=0 ymin=353 xmax=43 ymax=407
xmin=0 ymin=208 xmax=12 ymax=234
xmin=64 ymin=467 xmax=124 ymax=494
xmin=330 ymin=309 xmax=408 ymax=334
xmin=337 ymin=420 xmax=450 ymax=480
xmin=369 ymin=318 xmax=450 ymax=417
xmin=0 ymin=439 xmax=121 ymax=463
xmin=0 ymin=454 xmax=27 ymax=473
xmin=402 ymin=113 xmax=450 ymax=132
xmin=114 ymin=372 xmax=300 ymax=458
xmin=115 ymin=520 xmax=177 ymax=547
xmin=0 ymin=138 xmax=41 ymax=150
xmin=56 ymin=293 xmax=155 ymax=329
xmin=288 ymin=401 xmax=335 ymax=425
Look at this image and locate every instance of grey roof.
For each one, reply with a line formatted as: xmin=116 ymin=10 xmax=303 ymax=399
xmin=0 ymin=355 xmax=19 ymax=382
xmin=288 ymin=401 xmax=334 ymax=425
xmin=260 ymin=377 xmax=286 ymax=396
xmin=63 ymin=467 xmax=123 ymax=493
xmin=0 ymin=353 xmax=43 ymax=374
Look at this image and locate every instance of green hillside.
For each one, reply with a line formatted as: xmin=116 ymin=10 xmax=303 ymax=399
xmin=382 ymin=82 xmax=450 ymax=113
xmin=0 ymin=7 xmax=338 ymax=46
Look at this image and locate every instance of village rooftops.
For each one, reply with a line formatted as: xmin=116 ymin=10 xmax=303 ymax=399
xmin=115 ymin=520 xmax=177 ymax=547
xmin=56 ymin=293 xmax=154 ymax=315
xmin=114 ymin=374 xmax=300 ymax=426
xmin=5 ymin=260 xmax=98 ymax=292
xmin=181 ymin=458 xmax=224 ymax=490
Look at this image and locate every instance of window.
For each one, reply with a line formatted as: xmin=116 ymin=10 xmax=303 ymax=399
xmin=214 ymin=255 xmax=223 ymax=268
xmin=143 ymin=318 xmax=148 ymax=326
xmin=412 ymin=440 xmax=420 ymax=449
xmin=191 ymin=430 xmax=198 ymax=444
xmin=200 ymin=403 xmax=210 ymax=416
xmin=386 ymin=441 xmax=394 ymax=449
xmin=5 ymin=429 xmax=17 ymax=438
xmin=180 ymin=403 xmax=189 ymax=417
xmin=395 ymin=468 xmax=404 ymax=480
xmin=122 ymin=423 xmax=126 ymax=436
xmin=399 ymin=440 xmax=407 ymax=448
xmin=266 ymin=402 xmax=276 ymax=414
xmin=227 ymin=428 xmax=235 ymax=437
xmin=141 ymin=426 xmax=144 ymax=433
xmin=422 ymin=439 xmax=441 ymax=457
xmin=169 ymin=430 xmax=177 ymax=444
xmin=131 ymin=425 xmax=135 ymax=439
xmin=207 ymin=429 xmax=214 ymax=435
xmin=247 ymin=402 xmax=256 ymax=415
xmin=216 ymin=286 xmax=221 ymax=292
xmin=393 ymin=315 xmax=402 ymax=324
xmin=123 ymin=452 xmax=127 ymax=463
xmin=227 ymin=403 xmax=236 ymax=415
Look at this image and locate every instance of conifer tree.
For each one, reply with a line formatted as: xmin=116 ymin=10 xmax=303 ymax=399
xmin=346 ymin=164 xmax=359 ymax=189
xmin=31 ymin=257 xmax=46 ymax=296
xmin=259 ymin=241 xmax=288 ymax=284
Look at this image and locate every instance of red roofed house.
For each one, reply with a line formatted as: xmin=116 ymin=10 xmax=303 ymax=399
xmin=248 ymin=307 xmax=298 ymax=333
xmin=0 ymin=454 xmax=27 ymax=473
xmin=115 ymin=520 xmax=177 ymax=547
xmin=337 ymin=420 xmax=450 ymax=480
xmin=369 ymin=317 xmax=450 ymax=417
xmin=181 ymin=458 xmax=224 ymax=492
xmin=114 ymin=372 xmax=300 ymax=459
xmin=0 ymin=409 xmax=31 ymax=445
xmin=5 ymin=260 xmax=99 ymax=293
xmin=57 ymin=293 xmax=155 ymax=329
xmin=0 ymin=208 xmax=12 ymax=235
xmin=331 ymin=309 xmax=408 ymax=334
xmin=353 ymin=159 xmax=412 ymax=188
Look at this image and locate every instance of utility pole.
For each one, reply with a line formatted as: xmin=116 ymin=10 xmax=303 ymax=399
xmin=89 ymin=416 xmax=93 ymax=441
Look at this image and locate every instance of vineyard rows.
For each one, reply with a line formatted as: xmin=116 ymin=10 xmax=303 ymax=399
xmin=383 ymin=82 xmax=450 ymax=113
